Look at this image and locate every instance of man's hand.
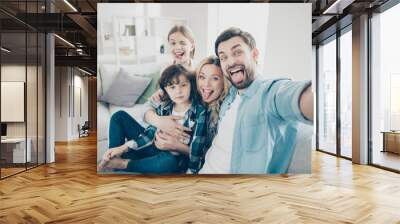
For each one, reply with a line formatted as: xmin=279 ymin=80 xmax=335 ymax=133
xmin=300 ymin=85 xmax=314 ymax=121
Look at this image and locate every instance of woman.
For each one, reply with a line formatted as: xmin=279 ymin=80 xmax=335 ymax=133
xmin=144 ymin=56 xmax=230 ymax=169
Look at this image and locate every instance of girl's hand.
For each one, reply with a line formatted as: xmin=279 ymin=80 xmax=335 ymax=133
xmin=155 ymin=115 xmax=192 ymax=139
xmin=150 ymin=89 xmax=164 ymax=104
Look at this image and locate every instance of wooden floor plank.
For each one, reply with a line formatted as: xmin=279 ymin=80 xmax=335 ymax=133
xmin=0 ymin=134 xmax=399 ymax=223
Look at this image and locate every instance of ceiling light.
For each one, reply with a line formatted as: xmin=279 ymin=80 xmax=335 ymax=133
xmin=54 ymin=34 xmax=75 ymax=48
xmin=76 ymin=48 xmax=84 ymax=55
xmin=78 ymin=67 xmax=93 ymax=76
xmin=1 ymin=47 xmax=11 ymax=53
xmin=322 ymin=0 xmax=354 ymax=15
xmin=63 ymin=0 xmax=78 ymax=12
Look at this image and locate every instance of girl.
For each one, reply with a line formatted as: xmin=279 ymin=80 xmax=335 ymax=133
xmin=97 ymin=25 xmax=198 ymax=173
xmin=167 ymin=25 xmax=196 ymax=69
xmin=99 ymin=64 xmax=207 ymax=174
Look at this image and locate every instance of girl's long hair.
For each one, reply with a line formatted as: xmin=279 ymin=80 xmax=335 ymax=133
xmin=168 ymin=25 xmax=196 ymax=60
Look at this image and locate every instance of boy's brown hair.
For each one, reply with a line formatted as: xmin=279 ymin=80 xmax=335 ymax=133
xmin=158 ymin=64 xmax=198 ymax=103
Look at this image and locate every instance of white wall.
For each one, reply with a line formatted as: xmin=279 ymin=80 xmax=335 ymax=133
xmin=160 ymin=3 xmax=209 ymax=62
xmin=208 ymin=3 xmax=269 ymax=72
xmin=98 ymin=3 xmax=146 ymax=20
xmin=98 ymin=4 xmax=147 ymax=62
xmin=72 ymin=74 xmax=89 ymax=138
xmin=54 ymin=67 xmax=70 ymax=141
xmin=0 ymin=65 xmax=26 ymax=81
xmin=207 ymin=3 xmax=311 ymax=81
xmin=55 ymin=67 xmax=89 ymax=141
xmin=98 ymin=3 xmax=311 ymax=81
xmin=263 ymin=4 xmax=311 ymax=81
xmin=98 ymin=3 xmax=210 ymax=65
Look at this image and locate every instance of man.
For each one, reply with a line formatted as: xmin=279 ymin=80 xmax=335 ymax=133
xmin=199 ymin=27 xmax=313 ymax=174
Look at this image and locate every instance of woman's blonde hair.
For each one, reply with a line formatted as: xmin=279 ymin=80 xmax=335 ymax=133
xmin=168 ymin=25 xmax=196 ymax=59
xmin=195 ymin=56 xmax=230 ymax=134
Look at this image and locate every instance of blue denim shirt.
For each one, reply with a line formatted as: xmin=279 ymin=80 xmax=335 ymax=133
xmin=218 ymin=77 xmax=312 ymax=174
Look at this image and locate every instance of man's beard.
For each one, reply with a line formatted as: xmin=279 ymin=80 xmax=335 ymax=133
xmin=226 ymin=63 xmax=255 ymax=89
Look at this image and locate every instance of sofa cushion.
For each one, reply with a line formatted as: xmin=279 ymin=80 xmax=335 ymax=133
xmin=97 ymin=139 xmax=108 ymax=163
xmin=99 ymin=68 xmax=151 ymax=107
xmin=97 ymin=69 xmax=103 ymax=98
xmin=97 ymin=102 xmax=110 ymax=142
xmin=136 ymin=71 xmax=161 ymax=104
xmin=99 ymin=63 xmax=162 ymax=96
xmin=99 ymin=64 xmax=118 ymax=95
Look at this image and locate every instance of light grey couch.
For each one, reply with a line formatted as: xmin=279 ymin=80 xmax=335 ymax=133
xmin=97 ymin=63 xmax=161 ymax=163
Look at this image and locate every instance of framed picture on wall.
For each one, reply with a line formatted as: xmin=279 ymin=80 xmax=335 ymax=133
xmin=97 ymin=3 xmax=313 ymax=175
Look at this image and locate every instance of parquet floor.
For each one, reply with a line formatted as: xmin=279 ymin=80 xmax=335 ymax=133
xmin=1 ymin=167 xmax=26 ymax=177
xmin=1 ymin=134 xmax=400 ymax=223
xmin=373 ymin=150 xmax=400 ymax=171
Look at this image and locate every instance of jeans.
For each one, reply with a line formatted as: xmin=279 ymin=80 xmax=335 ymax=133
xmin=109 ymin=110 xmax=188 ymax=174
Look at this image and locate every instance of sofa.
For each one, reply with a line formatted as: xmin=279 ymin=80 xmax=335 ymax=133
xmin=97 ymin=62 xmax=162 ymax=164
xmin=96 ymin=63 xmax=313 ymax=173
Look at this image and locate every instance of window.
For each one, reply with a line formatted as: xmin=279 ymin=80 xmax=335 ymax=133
xmin=318 ymin=36 xmax=337 ymax=155
xmin=340 ymin=28 xmax=352 ymax=158
xmin=390 ymin=74 xmax=400 ymax=130
xmin=0 ymin=1 xmax=47 ymax=179
xmin=370 ymin=2 xmax=400 ymax=171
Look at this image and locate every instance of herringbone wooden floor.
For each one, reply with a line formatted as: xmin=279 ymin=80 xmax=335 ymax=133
xmin=1 ymin=134 xmax=400 ymax=224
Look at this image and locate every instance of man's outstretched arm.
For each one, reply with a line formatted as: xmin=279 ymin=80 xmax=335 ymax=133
xmin=299 ymin=86 xmax=313 ymax=121
xmin=268 ymin=80 xmax=313 ymax=124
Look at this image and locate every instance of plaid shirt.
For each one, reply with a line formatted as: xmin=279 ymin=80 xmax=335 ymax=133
xmin=137 ymin=100 xmax=208 ymax=174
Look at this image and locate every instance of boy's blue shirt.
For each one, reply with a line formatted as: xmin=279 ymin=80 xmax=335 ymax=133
xmin=218 ymin=77 xmax=312 ymax=174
